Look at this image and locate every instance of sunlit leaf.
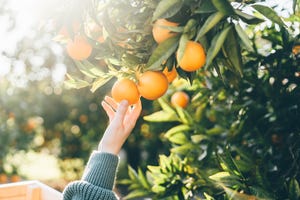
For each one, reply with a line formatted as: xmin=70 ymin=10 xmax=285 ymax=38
xmin=175 ymin=106 xmax=193 ymax=124
xmin=209 ymin=171 xmax=230 ymax=181
xmin=90 ymin=76 xmax=112 ymax=93
xmin=168 ymin=132 xmax=188 ymax=145
xmin=64 ymin=74 xmax=90 ymax=89
xmin=289 ymin=178 xmax=300 ymax=200
xmin=143 ymin=110 xmax=179 ymax=122
xmin=158 ymin=98 xmax=175 ymax=113
xmin=171 ymin=143 xmax=194 ymax=154
xmin=123 ymin=190 xmax=151 ymax=200
xmin=165 ymin=124 xmax=191 ymax=138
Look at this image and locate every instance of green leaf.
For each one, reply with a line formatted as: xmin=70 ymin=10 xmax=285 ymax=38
xmin=205 ymin=25 xmax=231 ymax=69
xmin=165 ymin=124 xmax=191 ymax=138
xmin=252 ymin=4 xmax=286 ymax=27
xmin=121 ymin=53 xmax=143 ymax=69
xmin=289 ymin=178 xmax=300 ymax=200
xmin=249 ymin=186 xmax=275 ymax=200
xmin=171 ymin=143 xmax=194 ymax=154
xmin=234 ymin=24 xmax=254 ymax=52
xmin=206 ymin=125 xmax=224 ymax=135
xmin=194 ymin=1 xmax=217 ymax=14
xmin=158 ymin=98 xmax=175 ymax=113
xmin=211 ymin=0 xmax=234 ymax=15
xmin=138 ymin=168 xmax=151 ymax=189
xmin=143 ymin=110 xmax=179 ymax=122
xmin=64 ymin=74 xmax=90 ymax=89
xmin=152 ymin=0 xmax=184 ymax=21
xmin=195 ymin=11 xmax=224 ymax=41
xmin=191 ymin=134 xmax=208 ymax=143
xmin=217 ymin=147 xmax=243 ymax=177
xmin=235 ymin=9 xmax=264 ymax=24
xmin=176 ymin=34 xmax=189 ymax=65
xmin=75 ymin=61 xmax=98 ymax=78
xmin=222 ymin=26 xmax=243 ymax=76
xmin=123 ymin=190 xmax=151 ymax=200
xmin=90 ymin=76 xmax=112 ymax=93
xmin=175 ymin=106 xmax=193 ymax=124
xmin=146 ymin=35 xmax=180 ymax=70
xmin=209 ymin=171 xmax=230 ymax=181
xmin=168 ymin=132 xmax=188 ymax=145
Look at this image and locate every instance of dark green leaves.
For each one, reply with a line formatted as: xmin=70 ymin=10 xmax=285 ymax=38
xmin=252 ymin=4 xmax=286 ymax=27
xmin=146 ymin=35 xmax=180 ymax=70
xmin=195 ymin=11 xmax=224 ymax=41
xmin=222 ymin=27 xmax=243 ymax=76
xmin=211 ymin=0 xmax=235 ymax=16
xmin=152 ymin=0 xmax=184 ymax=21
xmin=205 ymin=25 xmax=232 ymax=68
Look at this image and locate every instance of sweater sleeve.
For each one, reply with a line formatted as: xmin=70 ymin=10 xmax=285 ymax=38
xmin=63 ymin=151 xmax=120 ymax=200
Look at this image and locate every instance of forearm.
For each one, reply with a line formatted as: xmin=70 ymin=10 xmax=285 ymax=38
xmin=63 ymin=151 xmax=120 ymax=200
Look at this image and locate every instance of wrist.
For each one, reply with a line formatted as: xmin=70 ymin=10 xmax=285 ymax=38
xmin=98 ymin=142 xmax=120 ymax=155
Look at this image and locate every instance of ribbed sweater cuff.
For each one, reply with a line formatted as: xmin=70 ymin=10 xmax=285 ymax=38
xmin=81 ymin=151 xmax=119 ymax=190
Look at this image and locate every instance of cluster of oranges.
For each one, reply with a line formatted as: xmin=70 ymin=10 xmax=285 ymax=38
xmin=0 ymin=173 xmax=21 ymax=184
xmin=62 ymin=17 xmax=207 ymax=108
xmin=152 ymin=18 xmax=206 ymax=72
xmin=111 ymin=18 xmax=204 ymax=107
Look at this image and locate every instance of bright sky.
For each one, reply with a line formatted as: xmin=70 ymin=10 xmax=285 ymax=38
xmin=0 ymin=0 xmax=295 ymax=78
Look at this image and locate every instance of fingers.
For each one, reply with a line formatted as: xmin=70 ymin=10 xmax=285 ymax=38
xmin=104 ymin=96 xmax=118 ymax=111
xmin=124 ymin=99 xmax=142 ymax=130
xmin=113 ymin=100 xmax=129 ymax=122
xmin=101 ymin=101 xmax=115 ymax=121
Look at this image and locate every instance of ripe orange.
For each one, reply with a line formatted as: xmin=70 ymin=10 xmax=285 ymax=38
xmin=137 ymin=71 xmax=168 ymax=100
xmin=152 ymin=19 xmax=178 ymax=44
xmin=66 ymin=35 xmax=92 ymax=60
xmin=171 ymin=91 xmax=189 ymax=108
xmin=177 ymin=41 xmax=206 ymax=72
xmin=111 ymin=78 xmax=140 ymax=105
xmin=163 ymin=66 xmax=177 ymax=83
xmin=10 ymin=174 xmax=21 ymax=182
xmin=292 ymin=45 xmax=300 ymax=55
xmin=0 ymin=173 xmax=8 ymax=184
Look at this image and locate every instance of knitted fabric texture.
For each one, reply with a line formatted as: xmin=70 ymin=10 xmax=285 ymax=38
xmin=63 ymin=151 xmax=119 ymax=200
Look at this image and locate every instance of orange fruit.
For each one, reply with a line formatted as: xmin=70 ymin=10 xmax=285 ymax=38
xmin=171 ymin=91 xmax=189 ymax=108
xmin=163 ymin=66 xmax=178 ymax=83
xmin=66 ymin=35 xmax=92 ymax=60
xmin=292 ymin=45 xmax=300 ymax=55
xmin=0 ymin=173 xmax=8 ymax=184
xmin=10 ymin=175 xmax=21 ymax=182
xmin=111 ymin=78 xmax=140 ymax=105
xmin=177 ymin=41 xmax=206 ymax=72
xmin=137 ymin=71 xmax=168 ymax=100
xmin=152 ymin=19 xmax=178 ymax=44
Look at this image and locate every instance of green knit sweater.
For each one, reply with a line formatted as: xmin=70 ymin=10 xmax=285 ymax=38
xmin=63 ymin=151 xmax=119 ymax=200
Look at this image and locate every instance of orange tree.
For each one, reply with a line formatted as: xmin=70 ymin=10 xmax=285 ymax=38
xmin=52 ymin=0 xmax=300 ymax=199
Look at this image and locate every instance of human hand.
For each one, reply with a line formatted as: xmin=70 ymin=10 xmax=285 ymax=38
xmin=98 ymin=96 xmax=142 ymax=155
